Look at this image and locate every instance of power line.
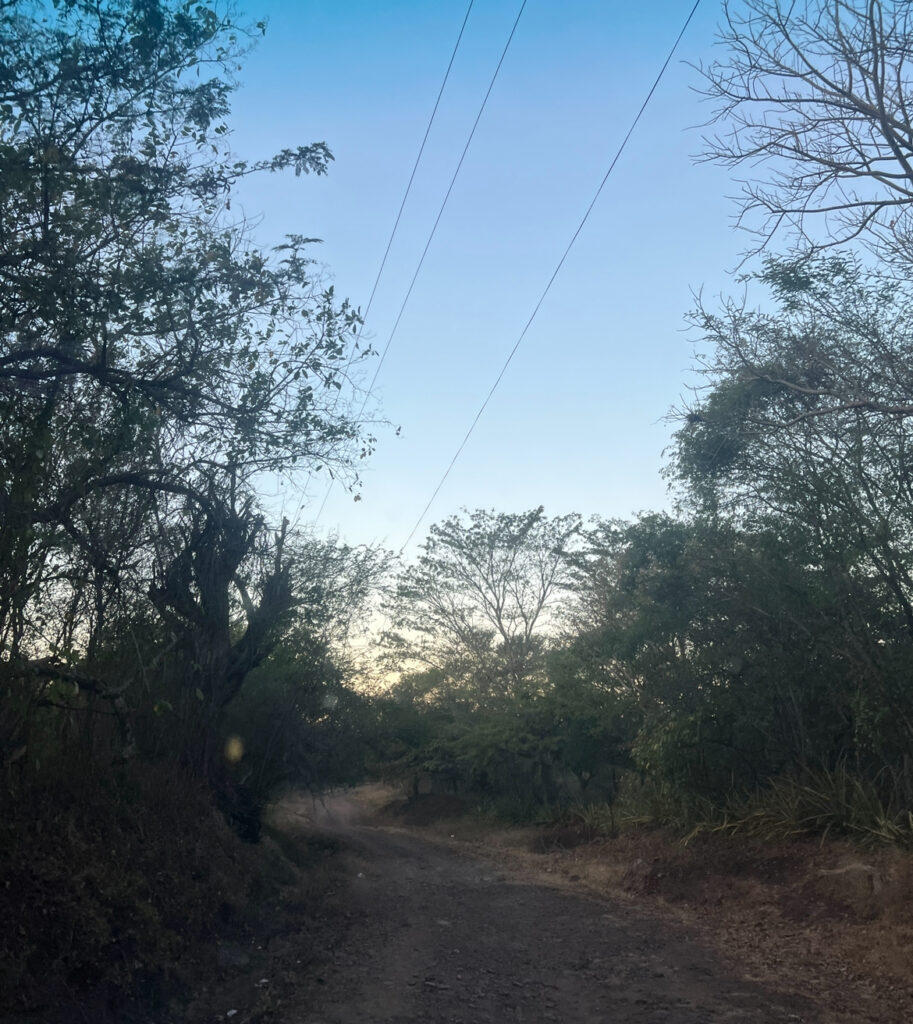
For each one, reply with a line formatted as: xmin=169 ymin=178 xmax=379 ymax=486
xmin=302 ymin=0 xmax=475 ymax=521
xmin=399 ymin=0 xmax=703 ymax=554
xmin=351 ymin=0 xmax=476 ymax=341
xmin=315 ymin=0 xmax=528 ymax=523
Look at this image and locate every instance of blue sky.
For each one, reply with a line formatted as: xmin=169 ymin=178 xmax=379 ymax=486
xmin=227 ymin=0 xmax=746 ymax=553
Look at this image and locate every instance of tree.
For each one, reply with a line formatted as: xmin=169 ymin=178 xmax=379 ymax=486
xmin=221 ymin=535 xmax=392 ymax=811
xmin=567 ymin=513 xmax=880 ymax=804
xmin=677 ymin=256 xmax=913 ymax=595
xmin=700 ymin=0 xmax=913 ymax=260
xmin=671 ymin=256 xmax=913 ymax=786
xmin=0 ymin=1 xmax=365 ymax=485
xmin=284 ymin=534 xmax=394 ymax=679
xmin=0 ymin=1 xmax=372 ymax=777
xmin=384 ymin=508 xmax=581 ymax=707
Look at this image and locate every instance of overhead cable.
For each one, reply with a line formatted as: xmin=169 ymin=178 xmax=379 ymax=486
xmin=399 ymin=0 xmax=703 ymax=553
xmin=303 ymin=0 xmax=475 ymax=522
xmin=351 ymin=0 xmax=477 ymax=341
xmin=315 ymin=0 xmax=528 ymax=522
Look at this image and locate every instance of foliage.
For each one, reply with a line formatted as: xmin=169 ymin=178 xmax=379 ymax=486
xmin=375 ymin=642 xmax=634 ymax=814
xmin=0 ymin=5 xmax=390 ymax=1009
xmin=0 ymin=0 xmax=377 ymax=793
xmin=224 ymin=637 xmax=377 ymax=804
xmin=384 ymin=507 xmax=581 ymax=708
xmin=687 ymin=764 xmax=913 ymax=847
xmin=376 ymin=261 xmax=913 ymax=842
xmin=674 ymin=257 xmax=913 ymax=760
xmin=376 ymin=508 xmax=639 ymax=814
xmin=208 ymin=534 xmax=391 ymax=831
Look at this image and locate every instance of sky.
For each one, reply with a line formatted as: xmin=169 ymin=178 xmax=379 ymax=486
xmin=226 ymin=0 xmax=748 ymax=555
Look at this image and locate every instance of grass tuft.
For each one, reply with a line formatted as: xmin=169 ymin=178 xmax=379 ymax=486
xmin=686 ymin=765 xmax=913 ymax=847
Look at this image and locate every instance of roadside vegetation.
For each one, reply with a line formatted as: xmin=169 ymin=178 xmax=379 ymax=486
xmin=5 ymin=0 xmax=913 ymax=1020
xmin=372 ymin=0 xmax=913 ymax=851
xmin=0 ymin=1 xmax=387 ymax=1015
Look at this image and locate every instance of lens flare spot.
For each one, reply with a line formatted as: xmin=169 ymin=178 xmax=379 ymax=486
xmin=224 ymin=735 xmax=244 ymax=763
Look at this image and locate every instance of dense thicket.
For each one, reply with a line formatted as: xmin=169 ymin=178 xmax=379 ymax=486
xmin=0 ymin=2 xmax=384 ymax=1011
xmin=0 ymin=0 xmax=375 ymax=791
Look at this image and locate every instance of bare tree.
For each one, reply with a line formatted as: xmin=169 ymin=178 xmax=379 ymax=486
xmin=700 ymin=0 xmax=913 ymax=260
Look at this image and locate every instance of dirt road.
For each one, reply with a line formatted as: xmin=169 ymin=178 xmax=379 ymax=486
xmin=286 ymin=797 xmax=815 ymax=1024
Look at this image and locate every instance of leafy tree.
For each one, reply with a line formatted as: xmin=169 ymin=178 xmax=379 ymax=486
xmin=0 ymin=1 xmax=373 ymax=780
xmin=285 ymin=534 xmax=394 ymax=680
xmin=657 ymin=257 xmax=913 ymax=802
xmin=377 ymin=510 xmax=645 ymax=812
xmin=370 ymin=672 xmax=464 ymax=789
xmin=209 ymin=533 xmax=391 ymax=823
xmin=541 ymin=645 xmax=636 ymax=798
xmin=567 ymin=513 xmax=875 ymax=805
xmin=384 ymin=507 xmax=581 ymax=707
xmin=676 ymin=256 xmax=913 ymax=647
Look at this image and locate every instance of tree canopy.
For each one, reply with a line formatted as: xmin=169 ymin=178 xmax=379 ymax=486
xmin=384 ymin=507 xmax=581 ymax=708
xmin=0 ymin=0 xmax=376 ymax=781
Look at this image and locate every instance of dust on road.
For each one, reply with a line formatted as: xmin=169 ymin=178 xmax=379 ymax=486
xmin=281 ymin=793 xmax=816 ymax=1024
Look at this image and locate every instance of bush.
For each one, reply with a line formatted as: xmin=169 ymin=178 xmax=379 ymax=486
xmin=695 ymin=765 xmax=913 ymax=847
xmin=0 ymin=761 xmax=274 ymax=1019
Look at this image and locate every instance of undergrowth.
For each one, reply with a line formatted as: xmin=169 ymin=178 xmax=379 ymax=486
xmin=609 ymin=765 xmax=913 ymax=848
xmin=0 ymin=761 xmax=287 ymax=1022
xmin=487 ymin=765 xmax=913 ymax=850
xmin=684 ymin=766 xmax=913 ymax=847
xmin=543 ymin=801 xmax=619 ymax=840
